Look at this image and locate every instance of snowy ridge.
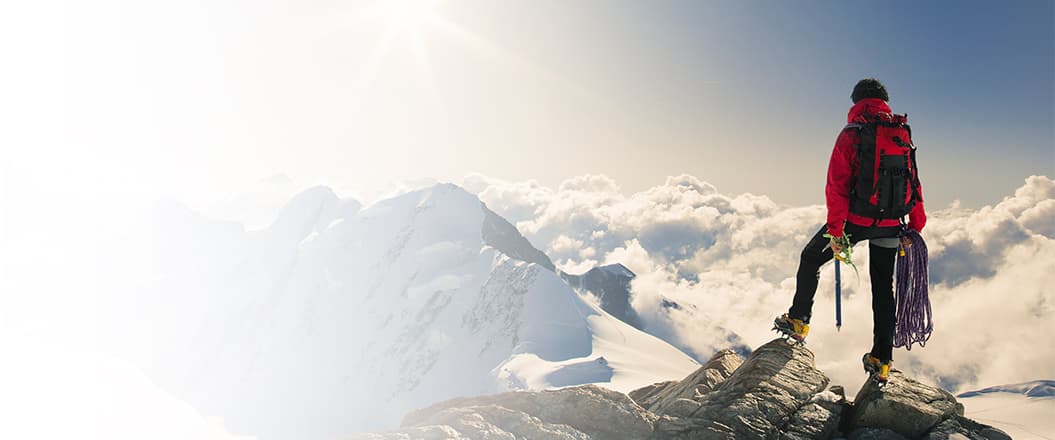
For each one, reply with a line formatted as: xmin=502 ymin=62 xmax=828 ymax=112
xmin=957 ymin=380 xmax=1055 ymax=439
xmin=122 ymin=183 xmax=698 ymax=440
xmin=957 ymin=380 xmax=1055 ymax=398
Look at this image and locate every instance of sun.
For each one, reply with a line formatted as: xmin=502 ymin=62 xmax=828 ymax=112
xmin=356 ymin=0 xmax=530 ymax=93
xmin=358 ymin=0 xmax=445 ymax=84
xmin=370 ymin=0 xmax=443 ymax=33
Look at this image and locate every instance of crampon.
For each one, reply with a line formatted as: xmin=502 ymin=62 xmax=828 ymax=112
xmin=773 ymin=314 xmax=809 ymax=346
xmin=862 ymin=353 xmax=892 ymax=387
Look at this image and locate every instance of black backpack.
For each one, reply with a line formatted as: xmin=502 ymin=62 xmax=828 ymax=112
xmin=845 ymin=112 xmax=922 ymax=221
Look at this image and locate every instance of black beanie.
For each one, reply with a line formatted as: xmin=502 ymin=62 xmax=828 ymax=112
xmin=851 ymin=78 xmax=889 ymax=103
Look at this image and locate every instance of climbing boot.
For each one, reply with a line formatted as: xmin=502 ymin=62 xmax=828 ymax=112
xmin=863 ymin=353 xmax=892 ymax=386
xmin=773 ymin=314 xmax=809 ymax=345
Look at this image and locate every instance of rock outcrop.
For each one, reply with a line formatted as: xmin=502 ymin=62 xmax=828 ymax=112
xmin=634 ymin=348 xmax=743 ymax=415
xmin=353 ymin=339 xmax=1009 ymax=440
xmin=352 ymin=385 xmax=655 ymax=440
xmin=651 ymin=339 xmax=841 ymax=439
xmin=921 ymin=416 xmax=1012 ymax=440
xmin=850 ymin=370 xmax=962 ymax=438
xmin=848 ymin=370 xmax=1010 ymax=439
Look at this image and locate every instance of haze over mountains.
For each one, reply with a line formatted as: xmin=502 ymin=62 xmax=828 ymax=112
xmin=76 ymin=173 xmax=1054 ymax=439
xmin=112 ymin=183 xmax=698 ymax=439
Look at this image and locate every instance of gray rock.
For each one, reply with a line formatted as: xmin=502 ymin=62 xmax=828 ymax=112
xmin=352 ymin=341 xmax=1010 ymax=440
xmin=348 ymin=424 xmax=469 ymax=439
xmin=402 ymin=384 xmax=656 ymax=440
xmin=781 ymin=404 xmax=839 ymax=439
xmin=417 ymin=405 xmax=589 ymax=439
xmin=846 ymin=427 xmax=910 ymax=440
xmin=645 ymin=349 xmax=743 ymax=416
xmin=849 ymin=370 xmax=961 ymax=438
xmin=651 ymin=415 xmax=743 ymax=440
xmin=922 ymin=415 xmax=1011 ymax=440
xmin=629 ymin=380 xmax=678 ymax=408
xmin=782 ymin=392 xmax=846 ymax=440
xmin=663 ymin=398 xmax=704 ymax=418
xmin=655 ymin=338 xmax=834 ymax=439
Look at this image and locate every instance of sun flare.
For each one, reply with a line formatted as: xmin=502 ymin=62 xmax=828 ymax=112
xmin=356 ymin=0 xmax=529 ymax=94
xmin=371 ymin=0 xmax=442 ymax=33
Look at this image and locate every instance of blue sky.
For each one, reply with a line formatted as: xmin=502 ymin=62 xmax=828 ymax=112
xmin=445 ymin=0 xmax=1054 ymax=206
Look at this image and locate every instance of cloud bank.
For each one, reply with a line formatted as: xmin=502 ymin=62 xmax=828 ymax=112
xmin=464 ymin=173 xmax=1055 ymax=393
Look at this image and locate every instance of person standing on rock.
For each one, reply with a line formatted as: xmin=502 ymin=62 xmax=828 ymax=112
xmin=773 ymin=78 xmax=927 ymax=385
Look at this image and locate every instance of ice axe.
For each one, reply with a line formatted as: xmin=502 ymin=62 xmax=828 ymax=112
xmin=824 ymin=232 xmax=853 ymax=332
xmin=835 ymin=257 xmax=842 ymax=331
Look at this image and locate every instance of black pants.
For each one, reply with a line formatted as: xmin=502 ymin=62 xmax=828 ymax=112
xmin=789 ymin=223 xmax=901 ymax=362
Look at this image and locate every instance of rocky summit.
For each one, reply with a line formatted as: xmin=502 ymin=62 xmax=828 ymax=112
xmin=352 ymin=339 xmax=1010 ymax=440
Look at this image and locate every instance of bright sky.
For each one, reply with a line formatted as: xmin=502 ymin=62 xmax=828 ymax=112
xmin=0 ymin=3 xmax=1051 ymax=435
xmin=2 ymin=0 xmax=1052 ymax=209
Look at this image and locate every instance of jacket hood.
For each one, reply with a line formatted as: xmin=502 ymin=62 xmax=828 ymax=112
xmin=847 ymin=98 xmax=891 ymax=123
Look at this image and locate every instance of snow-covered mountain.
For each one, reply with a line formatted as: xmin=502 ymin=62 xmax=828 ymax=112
xmin=117 ymin=183 xmax=698 ymax=440
xmin=957 ymin=380 xmax=1055 ymax=399
xmin=560 ymin=263 xmax=642 ymax=329
xmin=957 ymin=380 xmax=1055 ymax=439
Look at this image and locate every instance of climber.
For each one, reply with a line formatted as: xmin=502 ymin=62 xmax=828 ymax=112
xmin=773 ymin=78 xmax=927 ymax=385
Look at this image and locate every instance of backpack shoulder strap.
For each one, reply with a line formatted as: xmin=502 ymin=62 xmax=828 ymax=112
xmin=908 ymin=141 xmax=922 ymax=204
xmin=846 ymin=120 xmax=879 ymax=211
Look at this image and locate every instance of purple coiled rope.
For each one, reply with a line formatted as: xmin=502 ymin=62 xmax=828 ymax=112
xmin=894 ymin=229 xmax=932 ymax=350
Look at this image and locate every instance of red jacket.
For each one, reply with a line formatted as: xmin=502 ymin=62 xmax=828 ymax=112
xmin=826 ymin=98 xmax=927 ymax=237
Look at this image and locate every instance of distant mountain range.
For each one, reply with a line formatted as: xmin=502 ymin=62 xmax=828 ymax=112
xmin=956 ymin=380 xmax=1055 ymax=438
xmin=117 ymin=182 xmax=1051 ymax=440
xmin=957 ymin=380 xmax=1055 ymax=399
xmin=118 ymin=183 xmax=698 ymax=439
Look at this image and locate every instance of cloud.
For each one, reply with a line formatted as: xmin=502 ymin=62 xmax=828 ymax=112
xmin=924 ymin=175 xmax=1053 ymax=287
xmin=468 ymin=173 xmax=1055 ymax=392
xmin=1020 ymin=199 xmax=1055 ymax=238
xmin=468 ymin=174 xmax=783 ymax=273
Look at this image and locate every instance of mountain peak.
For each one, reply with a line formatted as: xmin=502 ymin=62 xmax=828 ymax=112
xmin=126 ymin=180 xmax=696 ymax=438
xmin=267 ymin=185 xmax=340 ymax=242
xmin=597 ymin=263 xmax=635 ymax=279
xmin=561 ymin=263 xmax=640 ymax=329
